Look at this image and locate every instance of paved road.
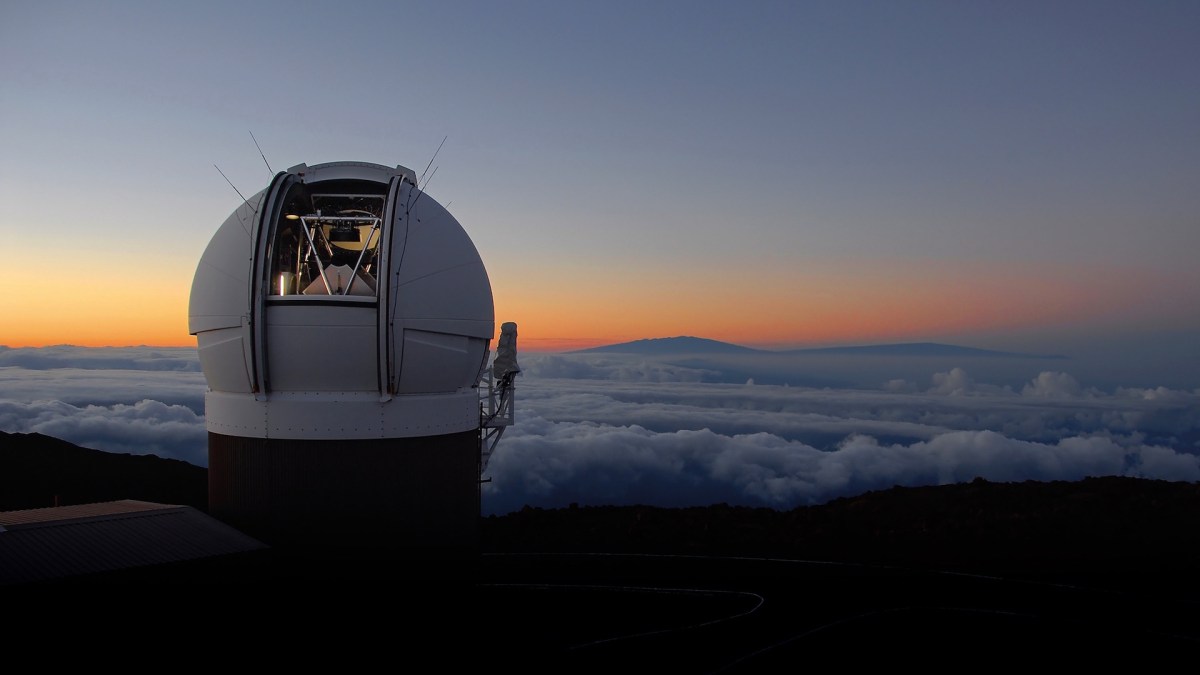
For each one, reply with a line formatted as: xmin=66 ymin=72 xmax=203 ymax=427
xmin=475 ymin=552 xmax=1200 ymax=671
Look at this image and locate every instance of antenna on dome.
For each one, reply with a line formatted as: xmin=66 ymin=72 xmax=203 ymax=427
xmin=410 ymin=136 xmax=447 ymax=210
xmin=249 ymin=130 xmax=273 ymax=175
xmin=420 ymin=135 xmax=447 ymax=184
xmin=214 ymin=164 xmax=252 ymax=209
xmin=214 ymin=164 xmax=256 ymax=237
xmin=420 ymin=165 xmax=439 ymax=192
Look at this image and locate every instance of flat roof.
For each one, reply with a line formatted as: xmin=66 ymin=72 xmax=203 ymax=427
xmin=0 ymin=500 xmax=267 ymax=585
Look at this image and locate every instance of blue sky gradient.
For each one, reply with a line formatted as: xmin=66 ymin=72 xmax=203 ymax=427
xmin=2 ymin=1 xmax=1197 ymax=358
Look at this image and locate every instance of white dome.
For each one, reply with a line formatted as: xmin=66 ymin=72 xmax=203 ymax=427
xmin=189 ymin=161 xmax=495 ymax=439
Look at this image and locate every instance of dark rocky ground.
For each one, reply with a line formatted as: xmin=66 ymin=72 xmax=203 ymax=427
xmin=4 ymin=430 xmax=1200 ymax=667
xmin=482 ymin=476 xmax=1200 ymax=595
xmin=0 ymin=431 xmax=208 ymax=511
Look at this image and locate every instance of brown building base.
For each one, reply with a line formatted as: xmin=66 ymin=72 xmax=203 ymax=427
xmin=208 ymin=431 xmax=481 ymax=560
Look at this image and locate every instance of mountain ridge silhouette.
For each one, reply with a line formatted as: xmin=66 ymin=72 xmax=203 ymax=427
xmin=572 ymin=336 xmax=1065 ymax=359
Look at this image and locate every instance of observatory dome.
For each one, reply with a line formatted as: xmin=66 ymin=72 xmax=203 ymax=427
xmin=189 ymin=161 xmax=495 ymax=440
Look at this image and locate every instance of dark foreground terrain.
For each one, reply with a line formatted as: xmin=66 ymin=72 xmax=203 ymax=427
xmin=3 ymin=431 xmax=1200 ymax=667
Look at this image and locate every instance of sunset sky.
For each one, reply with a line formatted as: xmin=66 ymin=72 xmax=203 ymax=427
xmin=2 ymin=1 xmax=1197 ymax=358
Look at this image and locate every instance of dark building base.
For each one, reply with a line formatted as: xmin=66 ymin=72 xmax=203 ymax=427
xmin=208 ymin=431 xmax=481 ymax=558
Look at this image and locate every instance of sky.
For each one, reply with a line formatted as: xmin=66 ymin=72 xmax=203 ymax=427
xmin=1 ymin=1 xmax=1197 ymax=359
xmin=1 ymin=345 xmax=1197 ymax=515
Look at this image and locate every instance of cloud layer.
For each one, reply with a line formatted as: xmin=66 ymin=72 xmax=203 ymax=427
xmin=0 ymin=398 xmax=207 ymax=466
xmin=2 ymin=347 xmax=1198 ymax=516
xmin=0 ymin=347 xmax=207 ymax=463
xmin=481 ymin=356 xmax=1200 ymax=514
xmin=0 ymin=346 xmax=201 ymax=372
xmin=483 ymin=421 xmax=1199 ymax=516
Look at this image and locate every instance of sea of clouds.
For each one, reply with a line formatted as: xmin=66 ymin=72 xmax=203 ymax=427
xmin=1 ymin=345 xmax=1198 ymax=515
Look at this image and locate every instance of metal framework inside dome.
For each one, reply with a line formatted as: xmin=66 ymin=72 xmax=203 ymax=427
xmin=270 ymin=192 xmax=385 ymax=297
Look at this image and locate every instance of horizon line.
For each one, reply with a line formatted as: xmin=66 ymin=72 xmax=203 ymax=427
xmin=2 ymin=335 xmax=1060 ymax=355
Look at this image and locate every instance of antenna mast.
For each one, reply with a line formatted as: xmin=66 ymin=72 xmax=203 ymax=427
xmin=409 ymin=136 xmax=448 ymax=211
xmin=214 ymin=164 xmax=255 ymax=212
xmin=213 ymin=164 xmax=256 ymax=237
xmin=420 ymin=135 xmax=447 ymax=184
xmin=249 ymin=131 xmax=273 ymax=175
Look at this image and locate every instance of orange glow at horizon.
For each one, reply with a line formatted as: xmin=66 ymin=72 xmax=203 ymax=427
xmin=493 ymin=258 xmax=1173 ymax=352
xmin=0 ymin=260 xmax=195 ymax=348
xmin=1 ymin=255 xmax=1181 ymax=351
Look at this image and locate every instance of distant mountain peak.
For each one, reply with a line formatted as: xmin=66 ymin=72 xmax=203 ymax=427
xmin=569 ymin=337 xmax=1064 ymax=359
xmin=570 ymin=336 xmax=762 ymax=355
